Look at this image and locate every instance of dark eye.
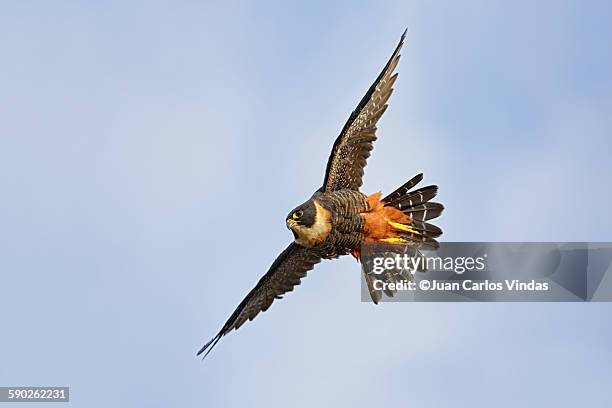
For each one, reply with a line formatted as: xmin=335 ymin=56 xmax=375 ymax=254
xmin=293 ymin=210 xmax=304 ymax=219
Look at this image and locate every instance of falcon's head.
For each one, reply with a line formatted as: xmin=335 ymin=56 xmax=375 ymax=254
xmin=286 ymin=199 xmax=332 ymax=247
xmin=286 ymin=200 xmax=317 ymax=234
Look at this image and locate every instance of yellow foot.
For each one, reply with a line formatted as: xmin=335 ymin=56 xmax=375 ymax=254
xmin=388 ymin=221 xmax=420 ymax=235
xmin=379 ymin=237 xmax=408 ymax=244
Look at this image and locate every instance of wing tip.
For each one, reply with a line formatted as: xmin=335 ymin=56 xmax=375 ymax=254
xmin=196 ymin=331 xmax=224 ymax=360
xmin=397 ymin=28 xmax=407 ymax=51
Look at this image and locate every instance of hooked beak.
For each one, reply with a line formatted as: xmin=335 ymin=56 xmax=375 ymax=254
xmin=286 ymin=219 xmax=298 ymax=229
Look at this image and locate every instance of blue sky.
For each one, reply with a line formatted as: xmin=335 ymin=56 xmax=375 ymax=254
xmin=1 ymin=1 xmax=611 ymax=407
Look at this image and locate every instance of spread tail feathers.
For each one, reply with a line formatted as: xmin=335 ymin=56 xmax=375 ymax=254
xmin=383 ymin=174 xmax=444 ymax=250
xmin=361 ymin=174 xmax=444 ymax=304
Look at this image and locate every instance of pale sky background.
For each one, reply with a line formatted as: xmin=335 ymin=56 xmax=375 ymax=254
xmin=1 ymin=1 xmax=611 ymax=407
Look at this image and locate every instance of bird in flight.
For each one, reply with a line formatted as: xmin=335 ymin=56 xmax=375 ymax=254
xmin=198 ymin=30 xmax=443 ymax=359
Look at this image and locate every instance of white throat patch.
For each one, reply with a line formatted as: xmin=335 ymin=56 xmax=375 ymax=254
xmin=293 ymin=200 xmax=332 ymax=247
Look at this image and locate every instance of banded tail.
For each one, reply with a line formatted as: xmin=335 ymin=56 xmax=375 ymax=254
xmin=381 ymin=173 xmax=444 ymax=249
xmin=362 ymin=173 xmax=444 ymax=303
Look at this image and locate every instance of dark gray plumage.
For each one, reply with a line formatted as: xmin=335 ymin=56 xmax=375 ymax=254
xmin=197 ymin=30 xmax=443 ymax=359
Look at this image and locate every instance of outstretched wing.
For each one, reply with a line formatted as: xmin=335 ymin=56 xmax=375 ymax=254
xmin=197 ymin=243 xmax=321 ymax=359
xmin=322 ymin=30 xmax=406 ymax=192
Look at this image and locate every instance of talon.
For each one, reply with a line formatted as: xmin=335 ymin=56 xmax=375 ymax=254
xmin=379 ymin=237 xmax=408 ymax=244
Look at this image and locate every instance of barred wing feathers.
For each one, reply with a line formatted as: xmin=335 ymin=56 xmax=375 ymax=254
xmin=197 ymin=243 xmax=321 ymax=359
xmin=322 ymin=30 xmax=406 ymax=192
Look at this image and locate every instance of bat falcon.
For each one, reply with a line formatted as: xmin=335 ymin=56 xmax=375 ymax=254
xmin=198 ymin=30 xmax=443 ymax=359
